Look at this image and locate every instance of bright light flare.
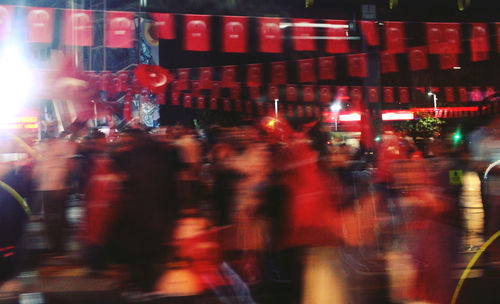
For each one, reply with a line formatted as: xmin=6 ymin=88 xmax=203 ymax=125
xmin=0 ymin=46 xmax=35 ymax=123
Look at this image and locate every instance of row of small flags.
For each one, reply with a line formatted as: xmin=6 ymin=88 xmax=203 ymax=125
xmin=1 ymin=5 xmax=500 ymax=63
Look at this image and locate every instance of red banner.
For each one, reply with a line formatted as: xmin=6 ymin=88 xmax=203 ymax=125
xmin=199 ymin=67 xmax=213 ymax=89
xmin=380 ymin=51 xmax=398 ymax=74
xmin=470 ymin=23 xmax=489 ymax=61
xmin=408 ymin=46 xmax=428 ymax=71
xmin=350 ymin=86 xmax=363 ymax=109
xmin=184 ymin=94 xmax=193 ymax=108
xmin=471 ymin=87 xmax=483 ymax=102
xmin=269 ymin=85 xmax=279 ymax=100
xmin=440 ymin=53 xmax=458 ymax=70
xmin=359 ymin=21 xmax=379 ymax=46
xmin=184 ymin=14 xmax=210 ymax=51
xmin=458 ymin=87 xmax=468 ymax=102
xmin=426 ymin=23 xmax=461 ymax=54
xmin=383 ymin=87 xmax=394 ymax=103
xmin=177 ymin=68 xmax=190 ymax=91
xmin=235 ymin=99 xmax=243 ymax=112
xmin=0 ymin=5 xmax=13 ymax=41
xmin=385 ymin=22 xmax=406 ymax=53
xmin=368 ymin=87 xmax=379 ymax=103
xmin=211 ymin=82 xmax=221 ymax=98
xmin=286 ymin=85 xmax=298 ymax=102
xmin=259 ymin=17 xmax=282 ymax=53
xmin=292 ymin=18 xmax=316 ymax=51
xmin=271 ymin=62 xmax=287 ymax=84
xmin=298 ymin=59 xmax=316 ymax=83
xmin=221 ymin=65 xmax=237 ymax=88
xmin=62 ymin=9 xmax=93 ymax=46
xmin=247 ymin=63 xmax=262 ymax=87
xmin=399 ymin=87 xmax=410 ymax=103
xmin=336 ymin=86 xmax=349 ymax=103
xmin=191 ymin=81 xmax=200 ymax=97
xmin=222 ymin=16 xmax=248 ymax=53
xmin=197 ymin=96 xmax=205 ymax=109
xmin=303 ymin=85 xmax=315 ymax=102
xmin=325 ymin=20 xmax=350 ymax=53
xmin=445 ymin=87 xmax=455 ymax=102
xmin=105 ymin=11 xmax=134 ymax=48
xmin=318 ymin=56 xmax=335 ymax=80
xmin=152 ymin=13 xmax=175 ymax=39
xmin=249 ymin=87 xmax=260 ymax=100
xmin=230 ymin=83 xmax=241 ymax=100
xmin=319 ymin=86 xmax=331 ymax=103
xmin=347 ymin=53 xmax=367 ymax=77
xmin=245 ymin=101 xmax=253 ymax=114
xmin=223 ymin=99 xmax=231 ymax=111
xmin=209 ymin=97 xmax=218 ymax=110
xmin=171 ymin=91 xmax=180 ymax=106
xmin=26 ymin=7 xmax=54 ymax=43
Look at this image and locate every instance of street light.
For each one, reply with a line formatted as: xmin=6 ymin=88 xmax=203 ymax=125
xmin=330 ymin=101 xmax=342 ymax=131
xmin=428 ymin=91 xmax=438 ymax=113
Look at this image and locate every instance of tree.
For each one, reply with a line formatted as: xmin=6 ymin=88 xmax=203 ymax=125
xmin=397 ymin=113 xmax=444 ymax=139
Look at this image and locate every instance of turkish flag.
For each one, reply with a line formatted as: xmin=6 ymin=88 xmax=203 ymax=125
xmin=221 ymin=65 xmax=237 ymax=88
xmin=440 ymin=53 xmax=458 ymax=70
xmin=131 ymin=76 xmax=141 ymax=94
xmin=367 ymin=87 xmax=379 ymax=103
xmin=26 ymin=7 xmax=54 ymax=43
xmin=257 ymin=102 xmax=265 ymax=115
xmin=230 ymin=83 xmax=241 ymax=99
xmin=297 ymin=106 xmax=304 ymax=117
xmin=458 ymin=87 xmax=468 ymax=102
xmin=211 ymin=82 xmax=221 ymax=98
xmin=287 ymin=105 xmax=294 ymax=117
xmin=0 ymin=5 xmax=13 ymax=41
xmin=305 ymin=106 xmax=313 ymax=117
xmin=209 ymin=97 xmax=218 ymax=110
xmin=471 ymin=87 xmax=483 ymax=102
xmin=199 ymin=67 xmax=213 ymax=89
xmin=258 ymin=17 xmax=282 ymax=53
xmin=105 ymin=11 xmax=134 ymax=48
xmin=445 ymin=87 xmax=455 ymax=102
xmin=303 ymin=85 xmax=315 ymax=102
xmin=347 ymin=53 xmax=368 ymax=77
xmin=62 ymin=9 xmax=93 ymax=46
xmin=235 ymin=99 xmax=243 ymax=112
xmin=134 ymin=64 xmax=171 ymax=94
xmin=486 ymin=86 xmax=496 ymax=98
xmin=319 ymin=86 xmax=331 ymax=103
xmin=318 ymin=56 xmax=335 ymax=80
xmin=245 ymin=101 xmax=253 ymax=114
xmin=293 ymin=18 xmax=315 ymax=51
xmin=383 ymin=87 xmax=394 ymax=103
xmin=223 ymin=99 xmax=231 ymax=111
xmin=123 ymin=98 xmax=132 ymax=121
xmin=470 ymin=23 xmax=489 ymax=61
xmin=157 ymin=93 xmax=165 ymax=105
xmin=269 ymin=85 xmax=279 ymax=100
xmin=426 ymin=23 xmax=461 ymax=54
xmin=380 ymin=51 xmax=398 ymax=74
xmin=247 ymin=64 xmax=262 ymax=87
xmin=197 ymin=96 xmax=205 ymax=109
xmin=171 ymin=91 xmax=180 ymax=106
xmin=222 ymin=16 xmax=248 ymax=53
xmin=170 ymin=80 xmax=179 ymax=93
xmin=359 ymin=21 xmax=379 ymax=46
xmin=177 ymin=68 xmax=190 ymax=91
xmin=325 ymin=20 xmax=350 ymax=53
xmin=350 ymin=86 xmax=363 ymax=109
xmin=271 ymin=62 xmax=287 ymax=84
xmin=286 ymin=85 xmax=298 ymax=102
xmin=249 ymin=87 xmax=260 ymax=100
xmin=384 ymin=22 xmax=406 ymax=53
xmin=336 ymin=86 xmax=349 ymax=103
xmin=151 ymin=13 xmax=175 ymax=39
xmin=191 ymin=81 xmax=201 ymax=97
xmin=399 ymin=87 xmax=410 ymax=103
xmin=408 ymin=46 xmax=428 ymax=71
xmin=184 ymin=14 xmax=210 ymax=51
xmin=298 ymin=59 xmax=316 ymax=83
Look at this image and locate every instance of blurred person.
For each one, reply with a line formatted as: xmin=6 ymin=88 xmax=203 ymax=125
xmin=175 ymin=128 xmax=203 ymax=209
xmin=32 ymin=133 xmax=78 ymax=256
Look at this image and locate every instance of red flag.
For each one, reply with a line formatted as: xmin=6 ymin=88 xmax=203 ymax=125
xmin=297 ymin=106 xmax=304 ymax=117
xmin=245 ymin=100 xmax=253 ymax=114
xmin=211 ymin=82 xmax=221 ymax=98
xmin=325 ymin=20 xmax=349 ymax=53
xmin=209 ymin=97 xmax=218 ymax=110
xmin=305 ymin=106 xmax=313 ymax=117
xmin=257 ymin=102 xmax=265 ymax=115
xmin=26 ymin=7 xmax=54 ymax=43
xmin=151 ymin=13 xmax=175 ymax=39
xmin=318 ymin=56 xmax=335 ymax=80
xmin=184 ymin=14 xmax=210 ymax=51
xmin=486 ymin=86 xmax=496 ymax=98
xmin=458 ymin=87 xmax=468 ymax=102
xmin=496 ymin=23 xmax=500 ymax=52
xmin=0 ymin=5 xmax=13 ymax=41
xmin=247 ymin=64 xmax=262 ymax=87
xmin=303 ymin=85 xmax=315 ymax=102
xmin=269 ymin=85 xmax=279 ymax=100
xmin=222 ymin=16 xmax=248 ymax=53
xmin=62 ymin=9 xmax=93 ymax=46
xmin=191 ymin=81 xmax=201 ymax=97
xmin=249 ymin=87 xmax=260 ymax=100
xmin=359 ymin=21 xmax=379 ymax=46
xmin=223 ymin=99 xmax=231 ymax=111
xmin=131 ymin=76 xmax=142 ymax=94
xmin=380 ymin=51 xmax=397 ymax=74
xmin=105 ymin=11 xmax=134 ymax=48
xmin=235 ymin=99 xmax=243 ymax=112
xmin=156 ymin=93 xmax=165 ymax=105
xmin=197 ymin=96 xmax=205 ymax=109
xmin=350 ymin=86 xmax=363 ymax=109
xmin=319 ymin=86 xmax=331 ymax=103
xmin=293 ymin=18 xmax=315 ymax=51
xmin=336 ymin=86 xmax=349 ymax=103
xmin=286 ymin=85 xmax=298 ymax=102
xmin=470 ymin=23 xmax=489 ymax=61
xmin=177 ymin=68 xmax=190 ymax=91
xmin=399 ymin=87 xmax=410 ymax=103
xmin=267 ymin=102 xmax=275 ymax=115
xmin=298 ymin=59 xmax=316 ymax=83
xmin=383 ymin=87 xmax=394 ymax=103
xmin=287 ymin=105 xmax=294 ymax=117
xmin=258 ymin=17 xmax=282 ymax=53
xmin=271 ymin=62 xmax=287 ymax=84
xmin=426 ymin=23 xmax=461 ymax=54
xmin=348 ymin=53 xmax=368 ymax=77
xmin=471 ymin=87 xmax=483 ymax=102
xmin=171 ymin=91 xmax=180 ymax=106
xmin=408 ymin=46 xmax=428 ymax=71
xmin=440 ymin=53 xmax=458 ymax=70
xmin=221 ymin=65 xmax=236 ymax=88
xmin=199 ymin=67 xmax=213 ymax=89
xmin=368 ymin=87 xmax=379 ymax=103
xmin=384 ymin=22 xmax=406 ymax=53
xmin=445 ymin=87 xmax=455 ymax=102
xmin=134 ymin=64 xmax=171 ymax=94
xmin=230 ymin=83 xmax=241 ymax=100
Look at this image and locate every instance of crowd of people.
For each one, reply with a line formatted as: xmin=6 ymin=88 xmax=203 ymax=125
xmin=0 ymin=115 xmax=499 ymax=304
